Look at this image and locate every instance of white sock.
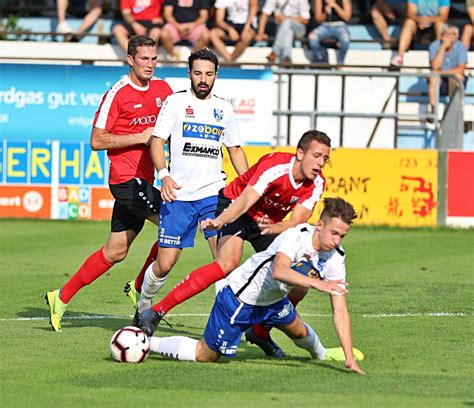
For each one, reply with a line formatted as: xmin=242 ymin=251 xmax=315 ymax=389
xmin=214 ymin=277 xmax=228 ymax=295
xmin=137 ymin=264 xmax=167 ymax=311
xmin=292 ymin=322 xmax=326 ymax=360
xmin=149 ymin=336 xmax=198 ymax=361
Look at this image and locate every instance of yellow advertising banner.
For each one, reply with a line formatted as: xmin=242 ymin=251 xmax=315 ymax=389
xmin=223 ymin=147 xmax=438 ymax=227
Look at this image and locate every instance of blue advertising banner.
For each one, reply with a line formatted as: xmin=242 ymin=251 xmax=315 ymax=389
xmin=0 ymin=63 xmax=273 ymax=144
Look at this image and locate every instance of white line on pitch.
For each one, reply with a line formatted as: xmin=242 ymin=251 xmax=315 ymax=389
xmin=0 ymin=312 xmax=468 ymax=322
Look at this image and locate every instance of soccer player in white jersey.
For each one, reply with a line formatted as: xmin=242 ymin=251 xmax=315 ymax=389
xmin=148 ymin=197 xmax=366 ymax=375
xmin=45 ymin=35 xmax=173 ymax=332
xmin=129 ymin=48 xmax=248 ymax=322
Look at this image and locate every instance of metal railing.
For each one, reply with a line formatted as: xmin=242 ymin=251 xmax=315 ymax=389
xmin=272 ymin=68 xmax=465 ymax=149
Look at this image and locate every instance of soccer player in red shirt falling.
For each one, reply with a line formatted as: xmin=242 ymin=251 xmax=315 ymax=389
xmin=45 ymin=35 xmax=173 ymax=332
xmin=138 ymin=130 xmax=332 ymax=357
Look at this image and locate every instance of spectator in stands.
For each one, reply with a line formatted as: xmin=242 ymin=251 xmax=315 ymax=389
xmin=370 ymin=0 xmax=407 ymax=49
xmin=428 ymin=24 xmax=467 ymax=114
xmin=256 ymin=0 xmax=311 ymax=64
xmin=210 ymin=0 xmax=258 ymax=62
xmin=112 ymin=0 xmax=164 ymax=53
xmin=308 ymin=0 xmax=352 ymax=64
xmin=390 ymin=0 xmax=450 ymax=67
xmin=55 ymin=0 xmax=103 ymax=40
xmin=161 ymin=0 xmax=211 ymax=61
xmin=461 ymin=0 xmax=474 ymax=50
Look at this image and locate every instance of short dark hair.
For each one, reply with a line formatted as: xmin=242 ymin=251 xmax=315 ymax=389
xmin=128 ymin=35 xmax=156 ymax=57
xmin=297 ymin=130 xmax=331 ymax=152
xmin=320 ymin=197 xmax=357 ymax=225
xmin=188 ymin=48 xmax=219 ymax=72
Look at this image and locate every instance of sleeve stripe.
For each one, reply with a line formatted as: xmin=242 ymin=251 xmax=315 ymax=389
xmin=252 ymin=163 xmax=290 ymax=195
xmin=95 ymin=79 xmax=127 ymax=130
xmin=301 ymin=176 xmax=325 ymax=210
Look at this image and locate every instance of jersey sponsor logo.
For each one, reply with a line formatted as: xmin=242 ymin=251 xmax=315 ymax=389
xmin=213 ymin=108 xmax=224 ymax=122
xmin=159 ymin=230 xmax=182 ymax=246
xmin=129 ymin=115 xmax=157 ymax=126
xmin=134 ymin=103 xmax=142 ymax=108
xmin=277 ymin=303 xmax=293 ymax=318
xmin=316 ymin=258 xmax=327 ymax=273
xmin=261 ymin=194 xmax=294 ymax=212
xmin=182 ymin=122 xmax=224 ymax=141
xmin=185 ymin=106 xmax=194 ymax=118
xmin=182 ymin=142 xmax=220 ymax=159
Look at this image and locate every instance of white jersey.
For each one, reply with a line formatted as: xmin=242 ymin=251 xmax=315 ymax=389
xmin=152 ymin=89 xmax=241 ymax=200
xmin=214 ymin=0 xmax=251 ymax=24
xmin=227 ymin=223 xmax=346 ymax=306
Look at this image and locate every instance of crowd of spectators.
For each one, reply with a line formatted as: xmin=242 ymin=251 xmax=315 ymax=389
xmin=49 ymin=0 xmax=472 ymax=67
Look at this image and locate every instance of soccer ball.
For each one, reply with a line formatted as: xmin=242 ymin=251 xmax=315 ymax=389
xmin=110 ymin=326 xmax=150 ymax=363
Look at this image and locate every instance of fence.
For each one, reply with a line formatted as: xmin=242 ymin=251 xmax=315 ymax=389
xmin=272 ymin=68 xmax=465 ymax=150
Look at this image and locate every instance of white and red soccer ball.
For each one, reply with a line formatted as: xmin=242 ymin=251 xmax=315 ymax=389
xmin=110 ymin=326 xmax=150 ymax=363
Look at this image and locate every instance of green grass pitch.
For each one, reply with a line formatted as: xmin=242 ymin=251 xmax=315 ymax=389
xmin=0 ymin=219 xmax=473 ymax=407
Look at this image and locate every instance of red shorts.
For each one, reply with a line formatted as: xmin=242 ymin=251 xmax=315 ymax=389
xmin=163 ymin=22 xmax=208 ymax=45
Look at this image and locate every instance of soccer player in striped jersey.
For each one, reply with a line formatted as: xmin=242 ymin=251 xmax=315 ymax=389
xmin=148 ymin=197 xmax=366 ymax=375
xmin=138 ymin=130 xmax=331 ymax=355
xmin=45 ymin=35 xmax=173 ymax=332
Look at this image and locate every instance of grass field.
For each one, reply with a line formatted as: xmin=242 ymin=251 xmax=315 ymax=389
xmin=1 ymin=218 xmax=473 ymax=407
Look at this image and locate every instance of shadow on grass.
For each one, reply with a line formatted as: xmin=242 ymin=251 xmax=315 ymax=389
xmin=20 ymin=306 xmax=207 ymax=335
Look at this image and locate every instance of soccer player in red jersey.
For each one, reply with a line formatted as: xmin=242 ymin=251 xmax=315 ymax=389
xmin=138 ymin=130 xmax=332 ymax=355
xmin=45 ymin=35 xmax=173 ymax=332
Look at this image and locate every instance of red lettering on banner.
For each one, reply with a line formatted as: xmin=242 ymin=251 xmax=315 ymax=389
xmin=400 ymin=176 xmax=436 ymax=217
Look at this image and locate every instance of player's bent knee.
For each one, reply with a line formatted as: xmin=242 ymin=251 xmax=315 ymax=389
xmin=217 ymin=258 xmax=239 ymax=274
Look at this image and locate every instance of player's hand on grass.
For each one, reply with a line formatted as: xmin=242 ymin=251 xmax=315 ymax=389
xmin=200 ymin=218 xmax=223 ymax=231
xmin=345 ymin=359 xmax=366 ymax=375
xmin=160 ymin=176 xmax=180 ymax=202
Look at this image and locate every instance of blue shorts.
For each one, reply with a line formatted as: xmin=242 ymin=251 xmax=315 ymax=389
xmin=158 ymin=196 xmax=218 ymax=248
xmin=203 ymin=286 xmax=297 ymax=357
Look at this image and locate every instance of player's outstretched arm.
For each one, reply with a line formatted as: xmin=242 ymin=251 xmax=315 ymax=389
xmin=201 ymin=185 xmax=260 ymax=231
xmin=330 ymin=294 xmax=366 ymax=375
xmin=272 ymin=253 xmax=347 ymax=295
xmin=258 ymin=204 xmax=313 ymax=235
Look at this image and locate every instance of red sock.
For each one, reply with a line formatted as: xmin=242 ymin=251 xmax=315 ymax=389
xmin=152 ymin=261 xmax=226 ymax=314
xmin=134 ymin=242 xmax=158 ymax=292
xmin=252 ymin=293 xmax=303 ymax=339
xmin=60 ymin=247 xmax=114 ymax=303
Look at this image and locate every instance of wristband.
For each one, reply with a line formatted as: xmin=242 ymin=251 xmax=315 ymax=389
xmin=158 ymin=168 xmax=169 ymax=180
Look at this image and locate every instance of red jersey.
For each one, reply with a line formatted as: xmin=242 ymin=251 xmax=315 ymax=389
xmin=94 ymin=76 xmax=173 ymax=185
xmin=120 ymin=0 xmax=163 ymax=20
xmin=223 ymin=152 xmax=325 ymax=223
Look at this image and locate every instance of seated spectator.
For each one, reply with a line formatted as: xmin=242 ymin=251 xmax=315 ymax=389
xmin=428 ymin=24 xmax=467 ymax=116
xmin=370 ymin=0 xmax=407 ymax=49
xmin=112 ymin=0 xmax=164 ymax=53
xmin=390 ymin=0 xmax=450 ymax=67
xmin=461 ymin=0 xmax=474 ymax=50
xmin=161 ymin=0 xmax=211 ymax=61
xmin=308 ymin=0 xmax=352 ymax=64
xmin=210 ymin=0 xmax=258 ymax=62
xmin=256 ymin=0 xmax=311 ymax=64
xmin=55 ymin=0 xmax=103 ymax=41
